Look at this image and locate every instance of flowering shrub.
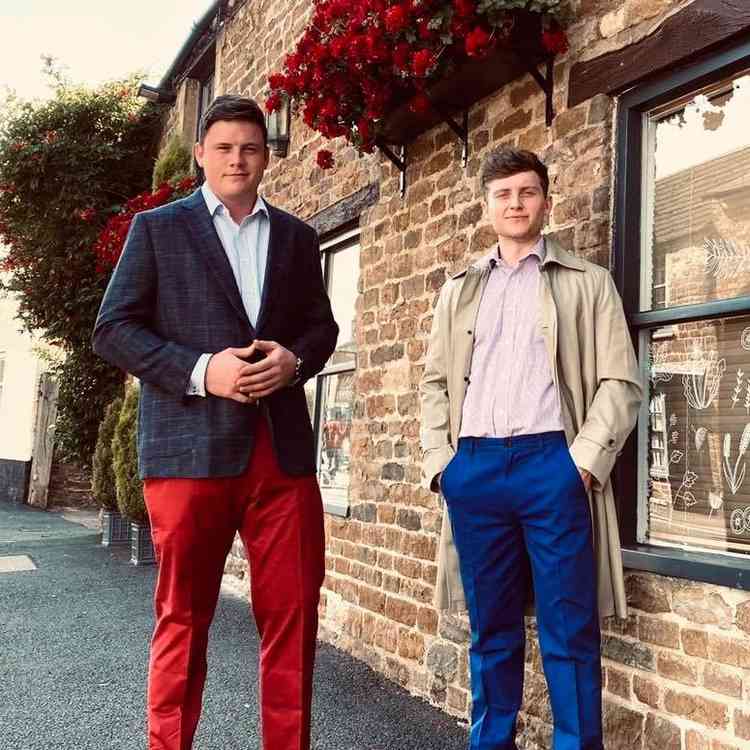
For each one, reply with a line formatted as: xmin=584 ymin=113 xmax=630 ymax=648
xmin=266 ymin=0 xmax=567 ymax=167
xmin=94 ymin=176 xmax=197 ymax=273
xmin=0 ymin=74 xmax=162 ymax=464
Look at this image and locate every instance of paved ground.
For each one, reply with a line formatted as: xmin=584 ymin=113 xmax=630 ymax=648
xmin=0 ymin=501 xmax=469 ymax=750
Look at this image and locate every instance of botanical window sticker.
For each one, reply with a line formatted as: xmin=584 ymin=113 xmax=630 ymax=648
xmin=646 ymin=318 xmax=750 ymax=555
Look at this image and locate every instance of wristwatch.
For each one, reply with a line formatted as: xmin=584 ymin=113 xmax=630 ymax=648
xmin=289 ymin=355 xmax=303 ymax=387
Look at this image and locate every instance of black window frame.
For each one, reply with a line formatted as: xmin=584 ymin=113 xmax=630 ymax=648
xmin=614 ymin=36 xmax=750 ymax=592
xmin=308 ymin=225 xmax=360 ymax=517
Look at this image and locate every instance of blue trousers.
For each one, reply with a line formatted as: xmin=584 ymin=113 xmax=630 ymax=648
xmin=441 ymin=432 xmax=603 ymax=750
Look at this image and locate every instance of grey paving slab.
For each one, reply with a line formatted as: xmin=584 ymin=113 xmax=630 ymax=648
xmin=0 ymin=502 xmax=469 ymax=750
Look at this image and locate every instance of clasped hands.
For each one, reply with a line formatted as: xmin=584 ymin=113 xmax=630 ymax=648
xmin=205 ymin=340 xmax=297 ymax=404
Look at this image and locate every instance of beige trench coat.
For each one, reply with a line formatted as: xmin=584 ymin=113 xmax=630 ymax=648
xmin=419 ymin=238 xmax=643 ymax=619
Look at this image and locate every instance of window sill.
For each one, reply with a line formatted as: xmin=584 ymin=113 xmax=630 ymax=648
xmin=622 ymin=544 xmax=750 ymax=591
xmin=322 ymin=496 xmax=349 ymax=518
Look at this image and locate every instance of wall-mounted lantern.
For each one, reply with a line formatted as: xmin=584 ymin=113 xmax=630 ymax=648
xmin=267 ymin=94 xmax=291 ymax=158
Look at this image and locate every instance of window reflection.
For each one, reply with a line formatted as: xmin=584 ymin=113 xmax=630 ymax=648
xmin=643 ymin=71 xmax=750 ymax=311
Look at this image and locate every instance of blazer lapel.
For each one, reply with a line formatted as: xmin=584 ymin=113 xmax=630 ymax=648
xmin=181 ymin=189 xmax=254 ymax=333
xmin=255 ymin=203 xmax=287 ymax=334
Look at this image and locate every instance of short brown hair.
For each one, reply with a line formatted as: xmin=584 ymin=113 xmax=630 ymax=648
xmin=199 ymin=95 xmax=268 ymax=145
xmin=480 ymin=147 xmax=549 ymax=196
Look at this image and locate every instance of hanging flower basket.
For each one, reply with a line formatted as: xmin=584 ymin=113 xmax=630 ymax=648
xmin=266 ymin=0 xmax=568 ymax=168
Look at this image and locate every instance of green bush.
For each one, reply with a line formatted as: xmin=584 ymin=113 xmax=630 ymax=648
xmin=52 ymin=347 xmax=125 ymax=465
xmin=112 ymin=382 xmax=147 ymax=525
xmin=91 ymin=395 xmax=124 ymax=511
xmin=152 ymin=135 xmax=192 ymax=188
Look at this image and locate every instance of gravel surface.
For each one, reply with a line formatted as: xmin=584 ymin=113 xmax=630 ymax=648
xmin=0 ymin=502 xmax=469 ymax=750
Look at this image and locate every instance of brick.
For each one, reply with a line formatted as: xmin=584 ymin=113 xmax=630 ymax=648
xmin=633 ymin=675 xmax=660 ymax=708
xmin=385 ymin=596 xmax=418 ymax=627
xmin=491 ymin=108 xmax=532 ymax=140
xmin=605 ymin=666 xmax=630 ymax=699
xmin=736 ymin=598 xmax=750 ymax=636
xmin=682 ymin=628 xmax=709 ymax=658
xmin=657 ymin=652 xmax=698 ymax=686
xmin=626 ymin=574 xmax=671 ymax=613
xmin=644 ymin=714 xmax=681 ymax=750
xmin=602 ymin=634 xmax=655 ymax=671
xmin=735 ymin=708 xmax=750 ymax=740
xmin=708 ymin=634 xmax=750 ymax=669
xmin=663 ymin=689 xmax=729 ymax=729
xmin=639 ymin=616 xmax=680 ymax=648
xmin=672 ymin=583 xmax=733 ymax=628
xmin=602 ymin=701 xmax=644 ymax=749
xmin=703 ymin=662 xmax=742 ymax=698
xmin=397 ymin=629 xmax=425 ymax=661
xmin=417 ymin=606 xmax=438 ymax=635
xmin=359 ymin=586 xmax=386 ymax=615
xmin=685 ymin=729 xmax=709 ymax=750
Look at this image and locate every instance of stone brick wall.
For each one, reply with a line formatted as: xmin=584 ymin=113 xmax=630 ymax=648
xmin=157 ymin=0 xmax=750 ymax=747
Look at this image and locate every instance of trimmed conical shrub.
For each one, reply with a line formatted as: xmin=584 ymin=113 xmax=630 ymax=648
xmin=91 ymin=395 xmax=123 ymax=511
xmin=112 ymin=382 xmax=147 ymax=524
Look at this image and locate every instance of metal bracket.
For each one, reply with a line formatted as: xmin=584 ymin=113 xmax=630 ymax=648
xmin=517 ymin=54 xmax=556 ymax=126
xmin=377 ymin=142 xmax=408 ymax=197
xmin=432 ymin=107 xmax=469 ymax=167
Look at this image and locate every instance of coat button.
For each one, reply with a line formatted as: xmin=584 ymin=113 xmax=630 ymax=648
xmin=467 ymin=330 xmax=472 ymax=335
xmin=464 ymin=376 xmax=470 ymax=383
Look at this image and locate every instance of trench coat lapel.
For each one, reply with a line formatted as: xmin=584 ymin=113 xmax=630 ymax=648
xmin=181 ymin=189 xmax=254 ymax=333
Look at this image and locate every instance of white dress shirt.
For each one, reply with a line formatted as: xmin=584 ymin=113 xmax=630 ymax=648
xmin=186 ymin=182 xmax=271 ymax=397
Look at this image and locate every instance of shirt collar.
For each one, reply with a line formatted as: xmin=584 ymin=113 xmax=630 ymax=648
xmin=482 ymin=236 xmax=546 ymax=270
xmin=201 ymin=182 xmax=268 ymax=222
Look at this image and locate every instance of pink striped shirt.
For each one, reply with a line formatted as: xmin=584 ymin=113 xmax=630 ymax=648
xmin=459 ymin=238 xmax=564 ymax=438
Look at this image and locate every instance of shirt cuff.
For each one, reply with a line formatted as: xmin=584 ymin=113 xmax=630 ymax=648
xmin=186 ymin=353 xmax=212 ymax=397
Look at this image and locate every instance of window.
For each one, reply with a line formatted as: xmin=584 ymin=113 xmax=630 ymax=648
xmin=0 ymin=351 xmax=5 ymax=406
xmin=196 ymin=73 xmax=214 ymax=139
xmin=304 ymin=229 xmax=359 ymax=516
xmin=615 ymin=38 xmax=750 ymax=587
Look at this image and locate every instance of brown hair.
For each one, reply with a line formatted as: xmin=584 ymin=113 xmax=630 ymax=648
xmin=199 ymin=95 xmax=268 ymax=145
xmin=480 ymin=146 xmax=549 ymax=196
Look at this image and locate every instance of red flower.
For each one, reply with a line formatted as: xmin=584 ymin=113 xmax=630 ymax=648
xmin=393 ymin=42 xmax=411 ymax=72
xmin=418 ymin=18 xmax=435 ymax=40
xmin=541 ymin=29 xmax=569 ymax=55
xmin=412 ymin=49 xmax=436 ymax=77
xmin=268 ymin=73 xmax=287 ymax=90
xmin=408 ymin=93 xmax=431 ymax=114
xmin=384 ymin=5 xmax=408 ymax=34
xmin=316 ymin=149 xmax=335 ymax=169
xmin=453 ymin=0 xmax=475 ymax=17
xmin=265 ymin=93 xmax=282 ymax=112
xmin=465 ymin=26 xmax=492 ymax=57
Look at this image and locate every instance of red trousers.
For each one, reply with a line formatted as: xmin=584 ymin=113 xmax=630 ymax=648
xmin=143 ymin=417 xmax=325 ymax=750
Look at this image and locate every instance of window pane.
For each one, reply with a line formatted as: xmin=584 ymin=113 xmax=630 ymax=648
xmin=644 ymin=316 xmax=750 ymax=556
xmin=317 ymin=371 xmax=354 ymax=507
xmin=642 ymin=71 xmax=750 ymax=311
xmin=327 ymin=244 xmax=359 ymax=368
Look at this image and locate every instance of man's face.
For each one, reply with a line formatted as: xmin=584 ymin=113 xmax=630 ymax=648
xmin=194 ymin=119 xmax=269 ymax=205
xmin=485 ymin=170 xmax=551 ymax=243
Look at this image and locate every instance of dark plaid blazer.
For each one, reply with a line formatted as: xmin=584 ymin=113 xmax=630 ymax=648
xmin=92 ymin=189 xmax=338 ymax=478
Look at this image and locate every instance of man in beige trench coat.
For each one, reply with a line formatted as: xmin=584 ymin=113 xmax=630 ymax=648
xmin=420 ymin=147 xmax=642 ymax=750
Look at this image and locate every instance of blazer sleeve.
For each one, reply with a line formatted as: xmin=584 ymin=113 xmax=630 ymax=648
xmin=419 ymin=282 xmax=455 ymax=492
xmin=569 ymin=271 xmax=644 ymax=486
xmin=287 ymin=226 xmax=339 ymax=382
xmin=92 ymin=212 xmax=203 ymax=396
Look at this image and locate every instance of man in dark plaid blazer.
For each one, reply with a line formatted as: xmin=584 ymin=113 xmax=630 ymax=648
xmin=93 ymin=95 xmax=338 ymax=750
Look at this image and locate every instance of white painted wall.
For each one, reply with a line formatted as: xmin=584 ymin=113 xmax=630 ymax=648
xmin=0 ymin=276 xmax=42 ymax=462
